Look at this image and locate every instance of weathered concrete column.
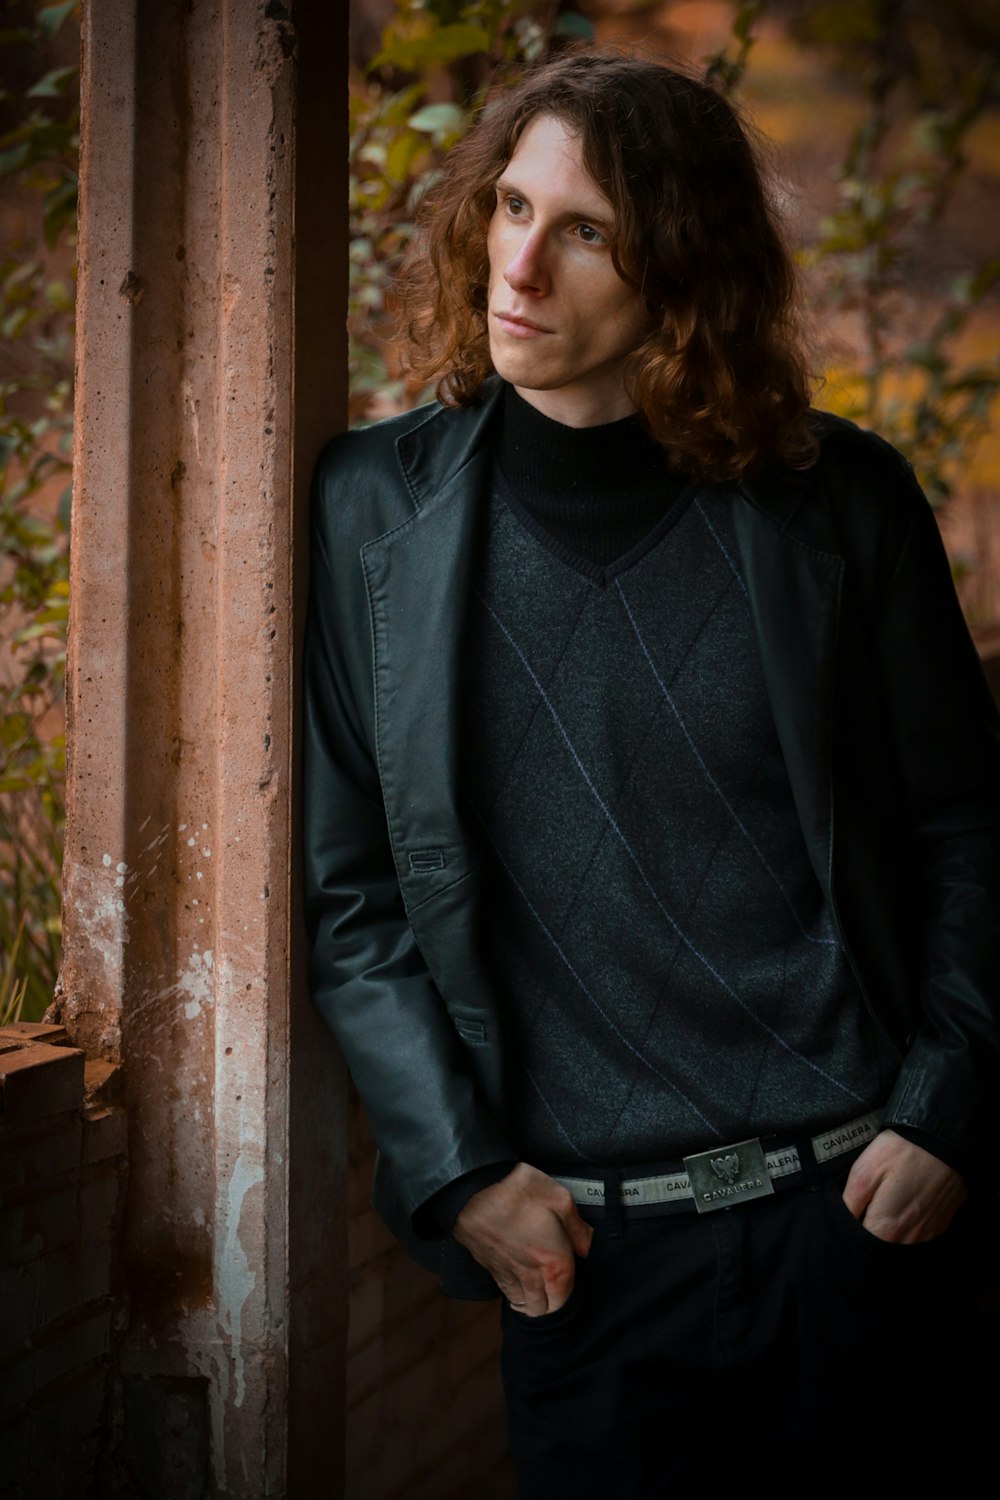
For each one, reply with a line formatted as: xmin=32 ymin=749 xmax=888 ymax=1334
xmin=61 ymin=2 xmax=348 ymax=1492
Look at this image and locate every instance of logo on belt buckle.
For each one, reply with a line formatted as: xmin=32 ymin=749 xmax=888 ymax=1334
xmin=683 ymin=1138 xmax=774 ymax=1213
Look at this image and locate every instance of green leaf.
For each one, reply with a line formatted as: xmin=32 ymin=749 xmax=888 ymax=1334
xmin=370 ymin=23 xmax=491 ymax=73
xmin=407 ymin=103 xmax=464 ymax=137
xmin=37 ymin=3 xmax=78 ymax=41
xmin=2 ymin=307 xmax=31 ymax=339
xmin=42 ymin=177 xmax=77 ymax=248
xmin=385 ymin=129 xmax=423 ymax=185
xmin=43 ymin=279 xmax=73 ymax=312
xmin=0 ymin=142 xmax=31 ymax=176
xmin=553 ymin=14 xmax=595 ymax=40
xmin=27 ymin=66 xmax=77 ymax=100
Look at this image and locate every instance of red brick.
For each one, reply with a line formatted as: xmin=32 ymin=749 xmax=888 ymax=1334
xmin=83 ymin=1058 xmax=121 ymax=1104
xmin=29 ymin=1360 xmax=108 ymax=1486
xmin=443 ymin=1302 xmax=502 ymax=1387
xmin=344 ymin=1385 xmax=383 ymax=1492
xmin=80 ymin=1103 xmax=127 ymax=1165
xmin=0 ymin=1413 xmax=30 ymax=1488
xmin=347 ymin=1258 xmax=386 ymax=1354
xmin=382 ymin=1246 xmax=438 ymax=1326
xmin=0 ymin=1184 xmax=78 ymax=1264
xmin=77 ymin=1170 xmax=125 ymax=1245
xmin=0 ymin=1349 xmax=34 ymax=1423
xmin=419 ymin=1359 xmax=505 ymax=1464
xmin=32 ymin=1308 xmax=110 ymax=1388
xmin=0 ymin=1046 xmax=85 ymax=1130
xmin=0 ymin=1114 xmax=82 ymax=1195
xmin=0 ymin=1024 xmax=69 ymax=1048
xmin=379 ymin=1354 xmax=438 ymax=1431
xmin=35 ymin=1238 xmax=113 ymax=1327
xmin=0 ymin=1260 xmax=40 ymax=1350
xmin=345 ymin=1335 xmax=384 ymax=1410
xmin=377 ymin=1297 xmax=443 ymax=1388
xmin=348 ymin=1207 xmax=394 ymax=1270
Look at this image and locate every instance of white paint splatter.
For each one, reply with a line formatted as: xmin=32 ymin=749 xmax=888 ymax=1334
xmin=217 ymin=1146 xmax=263 ymax=1409
xmin=182 ymin=377 xmax=201 ymax=461
xmin=176 ymin=949 xmax=214 ymax=1019
xmin=102 ymin=853 xmax=112 ymax=867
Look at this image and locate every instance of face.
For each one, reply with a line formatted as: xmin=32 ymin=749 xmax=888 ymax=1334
xmin=486 ymin=113 xmax=650 ymax=428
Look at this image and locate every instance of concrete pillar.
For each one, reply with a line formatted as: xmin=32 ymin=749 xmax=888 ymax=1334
xmin=61 ymin=2 xmax=348 ymax=1492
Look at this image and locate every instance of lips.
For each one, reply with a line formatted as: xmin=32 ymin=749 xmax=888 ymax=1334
xmin=492 ymin=310 xmax=552 ymax=335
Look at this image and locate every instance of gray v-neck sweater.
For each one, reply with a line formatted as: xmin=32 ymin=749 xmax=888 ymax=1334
xmin=460 ymin=391 xmax=898 ymax=1169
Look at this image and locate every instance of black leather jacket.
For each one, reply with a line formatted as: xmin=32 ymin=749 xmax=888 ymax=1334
xmin=302 ymin=382 xmax=1000 ymax=1291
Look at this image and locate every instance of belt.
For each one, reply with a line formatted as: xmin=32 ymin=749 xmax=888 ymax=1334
xmin=554 ymin=1109 xmax=881 ymax=1217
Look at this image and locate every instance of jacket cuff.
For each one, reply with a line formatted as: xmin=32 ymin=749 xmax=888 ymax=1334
xmin=882 ymin=1122 xmax=972 ymax=1182
xmin=412 ymin=1160 xmax=519 ymax=1239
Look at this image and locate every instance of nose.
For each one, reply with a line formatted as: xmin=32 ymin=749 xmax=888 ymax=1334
xmin=504 ymin=227 xmax=549 ymax=295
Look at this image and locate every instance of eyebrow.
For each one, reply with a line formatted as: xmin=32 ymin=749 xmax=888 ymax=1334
xmin=493 ymin=174 xmax=614 ymax=230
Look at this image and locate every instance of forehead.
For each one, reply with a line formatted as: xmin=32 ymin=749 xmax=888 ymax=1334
xmin=501 ymin=113 xmax=611 ymax=212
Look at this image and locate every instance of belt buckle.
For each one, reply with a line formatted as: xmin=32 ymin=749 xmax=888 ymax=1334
xmin=683 ymin=1137 xmax=774 ymax=1214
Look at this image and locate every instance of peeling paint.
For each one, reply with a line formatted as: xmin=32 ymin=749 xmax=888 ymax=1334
xmin=217 ymin=1137 xmax=263 ymax=1409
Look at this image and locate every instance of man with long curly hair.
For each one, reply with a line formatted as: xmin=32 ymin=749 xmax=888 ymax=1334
xmin=304 ymin=50 xmax=1000 ymax=1491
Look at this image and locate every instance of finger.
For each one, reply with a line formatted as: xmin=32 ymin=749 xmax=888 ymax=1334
xmin=519 ymin=1271 xmax=551 ymax=1318
xmin=841 ymin=1160 xmax=873 ymax=1220
xmin=565 ymin=1210 xmax=594 ymax=1259
xmin=538 ymin=1252 xmax=576 ymax=1314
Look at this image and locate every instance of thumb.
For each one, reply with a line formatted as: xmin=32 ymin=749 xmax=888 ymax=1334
xmin=562 ymin=1204 xmax=594 ymax=1259
xmin=842 ymin=1155 xmax=876 ymax=1221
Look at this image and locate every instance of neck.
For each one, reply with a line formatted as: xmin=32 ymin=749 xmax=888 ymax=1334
xmin=513 ymin=382 xmax=637 ymax=429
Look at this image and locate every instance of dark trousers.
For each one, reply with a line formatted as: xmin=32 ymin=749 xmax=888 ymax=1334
xmin=501 ymin=1172 xmax=997 ymax=1496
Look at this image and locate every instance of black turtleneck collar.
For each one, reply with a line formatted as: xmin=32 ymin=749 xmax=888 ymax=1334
xmin=493 ymin=383 xmax=688 ymax=569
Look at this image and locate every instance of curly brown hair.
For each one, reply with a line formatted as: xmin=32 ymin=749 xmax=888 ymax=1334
xmin=394 ymin=49 xmax=816 ymax=479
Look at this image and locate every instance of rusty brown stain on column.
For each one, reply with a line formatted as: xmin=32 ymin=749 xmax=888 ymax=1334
xmin=64 ymin=1 xmax=347 ymax=1492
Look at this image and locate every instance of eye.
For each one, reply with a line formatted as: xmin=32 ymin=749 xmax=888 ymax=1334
xmin=505 ymin=195 xmax=526 ymax=218
xmin=576 ymin=223 xmax=606 ymax=245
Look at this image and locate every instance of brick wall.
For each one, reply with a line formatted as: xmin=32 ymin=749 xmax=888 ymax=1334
xmin=346 ymin=1089 xmax=516 ymax=1499
xmin=0 ymin=1022 xmax=127 ymax=1499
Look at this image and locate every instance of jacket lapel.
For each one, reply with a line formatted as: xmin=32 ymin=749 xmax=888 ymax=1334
xmin=361 ymin=388 xmax=502 ymax=917
xmin=729 ymin=478 xmax=844 ymax=896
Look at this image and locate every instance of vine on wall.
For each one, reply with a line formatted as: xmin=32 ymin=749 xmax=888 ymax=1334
xmin=0 ymin=0 xmax=77 ymax=1019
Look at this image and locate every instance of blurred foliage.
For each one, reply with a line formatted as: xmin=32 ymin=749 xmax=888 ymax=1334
xmin=351 ymin=0 xmax=1000 ymax=513
xmin=0 ymin=0 xmax=77 ymax=1019
xmin=707 ymin=0 xmax=1000 ymax=504
xmin=791 ymin=1 xmax=1000 ymax=506
xmin=349 ymin=0 xmax=594 ymax=418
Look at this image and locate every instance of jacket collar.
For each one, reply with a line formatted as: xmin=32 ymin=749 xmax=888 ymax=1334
xmin=394 ymin=380 xmax=505 ymax=512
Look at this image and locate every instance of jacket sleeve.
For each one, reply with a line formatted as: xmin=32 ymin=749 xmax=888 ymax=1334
xmin=870 ymin=452 xmax=1000 ymax=1173
xmin=301 ymin=443 xmax=514 ymax=1227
